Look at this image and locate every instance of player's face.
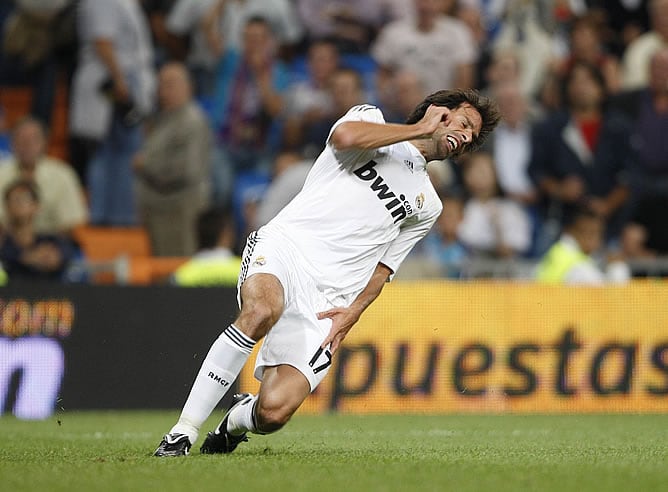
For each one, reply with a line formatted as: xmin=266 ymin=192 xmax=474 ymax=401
xmin=432 ymin=103 xmax=482 ymax=159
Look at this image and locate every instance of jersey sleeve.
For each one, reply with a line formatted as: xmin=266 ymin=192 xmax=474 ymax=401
xmin=380 ymin=201 xmax=442 ymax=280
xmin=326 ymin=104 xmax=386 ymax=168
xmin=85 ymin=0 xmax=121 ymax=40
xmin=166 ymin=0 xmax=215 ymax=34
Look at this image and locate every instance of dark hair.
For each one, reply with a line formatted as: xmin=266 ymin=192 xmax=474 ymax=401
xmin=197 ymin=208 xmax=233 ymax=250
xmin=309 ymin=37 xmax=340 ymax=53
xmin=564 ymin=205 xmax=604 ymax=230
xmin=11 ymin=115 xmax=48 ymax=141
xmin=245 ymin=15 xmax=271 ymax=31
xmin=405 ymin=88 xmax=500 ymax=154
xmin=332 ymin=67 xmax=364 ymax=89
xmin=460 ymin=150 xmax=505 ymax=198
xmin=3 ymin=179 xmax=39 ymax=203
xmin=563 ymin=61 xmax=607 ymax=105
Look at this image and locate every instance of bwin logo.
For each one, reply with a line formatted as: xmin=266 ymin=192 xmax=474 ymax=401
xmin=354 ymin=161 xmax=413 ymax=223
xmin=208 ymin=371 xmax=230 ymax=387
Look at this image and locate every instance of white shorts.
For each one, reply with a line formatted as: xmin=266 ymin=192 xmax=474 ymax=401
xmin=237 ymin=230 xmax=335 ymax=391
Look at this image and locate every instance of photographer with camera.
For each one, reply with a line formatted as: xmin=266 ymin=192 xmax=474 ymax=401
xmin=69 ymin=0 xmax=155 ymax=225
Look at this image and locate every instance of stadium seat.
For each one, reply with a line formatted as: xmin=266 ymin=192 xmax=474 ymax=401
xmin=128 ymin=257 xmax=189 ymax=285
xmin=72 ymin=226 xmax=190 ymax=285
xmin=72 ymin=225 xmax=152 ymax=261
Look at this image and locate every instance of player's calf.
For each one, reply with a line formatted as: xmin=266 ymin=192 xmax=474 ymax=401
xmin=254 ymin=394 xmax=297 ymax=433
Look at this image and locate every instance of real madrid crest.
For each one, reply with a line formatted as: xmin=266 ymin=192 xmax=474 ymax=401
xmin=415 ymin=193 xmax=425 ymax=210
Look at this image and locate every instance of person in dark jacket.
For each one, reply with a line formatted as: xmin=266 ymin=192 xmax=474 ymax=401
xmin=0 ymin=180 xmax=75 ymax=282
xmin=528 ymin=61 xmax=633 ymax=252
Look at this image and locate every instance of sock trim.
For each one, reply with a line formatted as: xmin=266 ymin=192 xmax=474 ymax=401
xmin=223 ymin=324 xmax=255 ymax=353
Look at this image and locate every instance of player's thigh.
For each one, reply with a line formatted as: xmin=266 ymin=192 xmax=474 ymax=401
xmin=257 ymin=364 xmax=311 ymax=422
xmin=237 ymin=273 xmax=285 ymax=337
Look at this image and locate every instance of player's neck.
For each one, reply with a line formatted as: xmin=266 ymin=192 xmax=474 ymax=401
xmin=409 ymin=139 xmax=436 ymax=162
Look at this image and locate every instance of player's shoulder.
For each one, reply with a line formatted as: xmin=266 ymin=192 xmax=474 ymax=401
xmin=347 ymin=104 xmax=381 ymax=114
xmin=341 ymin=104 xmax=385 ymax=124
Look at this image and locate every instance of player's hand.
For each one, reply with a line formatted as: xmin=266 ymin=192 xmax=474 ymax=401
xmin=417 ymin=104 xmax=451 ymax=136
xmin=317 ymin=306 xmax=361 ymax=354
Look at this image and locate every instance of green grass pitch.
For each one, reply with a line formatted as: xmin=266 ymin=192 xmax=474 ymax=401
xmin=2 ymin=412 xmax=667 ymax=491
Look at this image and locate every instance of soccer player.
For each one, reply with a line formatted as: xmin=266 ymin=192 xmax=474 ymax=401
xmin=154 ymin=88 xmax=500 ymax=456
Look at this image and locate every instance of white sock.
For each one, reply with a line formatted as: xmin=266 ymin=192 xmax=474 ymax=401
xmin=170 ymin=324 xmax=255 ymax=444
xmin=226 ymin=394 xmax=259 ymax=436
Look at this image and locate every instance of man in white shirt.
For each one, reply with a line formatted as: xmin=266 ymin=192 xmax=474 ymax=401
xmin=0 ymin=117 xmax=87 ymax=236
xmin=622 ymin=0 xmax=668 ymax=90
xmin=154 ymin=88 xmax=500 ymax=457
xmin=166 ymin=0 xmax=302 ymax=82
xmin=371 ymin=0 xmax=478 ymax=95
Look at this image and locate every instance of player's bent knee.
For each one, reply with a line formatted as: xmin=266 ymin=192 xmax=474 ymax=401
xmin=236 ymin=303 xmax=281 ymax=340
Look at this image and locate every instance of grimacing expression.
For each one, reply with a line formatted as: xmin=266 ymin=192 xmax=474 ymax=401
xmin=433 ymin=103 xmax=483 ymax=159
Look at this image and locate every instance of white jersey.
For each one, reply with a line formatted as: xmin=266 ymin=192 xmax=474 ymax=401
xmin=260 ymin=105 xmax=442 ymax=305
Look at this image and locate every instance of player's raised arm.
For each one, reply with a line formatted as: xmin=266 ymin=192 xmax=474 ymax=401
xmin=330 ymin=104 xmax=452 ymax=151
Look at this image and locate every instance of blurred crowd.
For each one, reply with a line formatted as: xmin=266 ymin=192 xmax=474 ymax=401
xmin=0 ymin=0 xmax=667 ymax=284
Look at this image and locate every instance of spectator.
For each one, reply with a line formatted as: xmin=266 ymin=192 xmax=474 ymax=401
xmin=163 ymin=0 xmax=219 ymax=98
xmin=536 ymin=207 xmax=630 ymax=284
xmin=529 ymin=62 xmax=633 ymax=249
xmin=142 ymin=0 xmax=183 ymax=63
xmin=481 ymin=49 xmax=523 ymax=95
xmin=458 ymin=151 xmax=532 ymax=258
xmin=209 ymin=16 xmax=289 ymax=206
xmin=0 ymin=180 xmax=76 ymax=283
xmin=557 ymin=14 xmax=622 ymax=95
xmin=620 ymin=222 xmax=658 ymax=259
xmin=492 ymin=0 xmax=558 ymax=101
xmin=1 ymin=0 xmax=76 ymax=125
xmin=453 ymin=0 xmax=487 ymax=50
xmin=296 ymin=0 xmax=386 ymax=53
xmin=371 ymin=0 xmax=478 ymax=96
xmin=69 ymin=0 xmax=155 ymax=224
xmin=166 ymin=0 xmax=300 ymax=99
xmin=380 ymin=0 xmax=415 ymax=22
xmin=172 ymin=208 xmax=241 ymax=286
xmin=614 ymin=48 xmax=668 ymax=256
xmin=534 ymin=68 xmax=564 ymax=117
xmin=0 ymin=117 xmax=87 ymax=236
xmin=621 ymin=0 xmax=668 ymax=90
xmin=284 ymin=67 xmax=365 ymax=158
xmin=594 ymin=0 xmax=649 ymax=58
xmin=422 ymin=193 xmax=468 ymax=278
xmin=484 ymin=81 xmax=537 ymax=208
xmin=379 ymin=70 xmax=427 ymax=124
xmin=201 ymin=0 xmax=303 ymax=57
xmin=458 ymin=0 xmax=509 ymax=45
xmin=284 ymin=38 xmax=340 ymax=120
xmin=134 ymin=62 xmax=211 ymax=257
xmin=254 ymin=152 xmax=313 ymax=228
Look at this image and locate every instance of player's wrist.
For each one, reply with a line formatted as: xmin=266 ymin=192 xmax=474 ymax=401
xmin=411 ymin=121 xmax=434 ymax=139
